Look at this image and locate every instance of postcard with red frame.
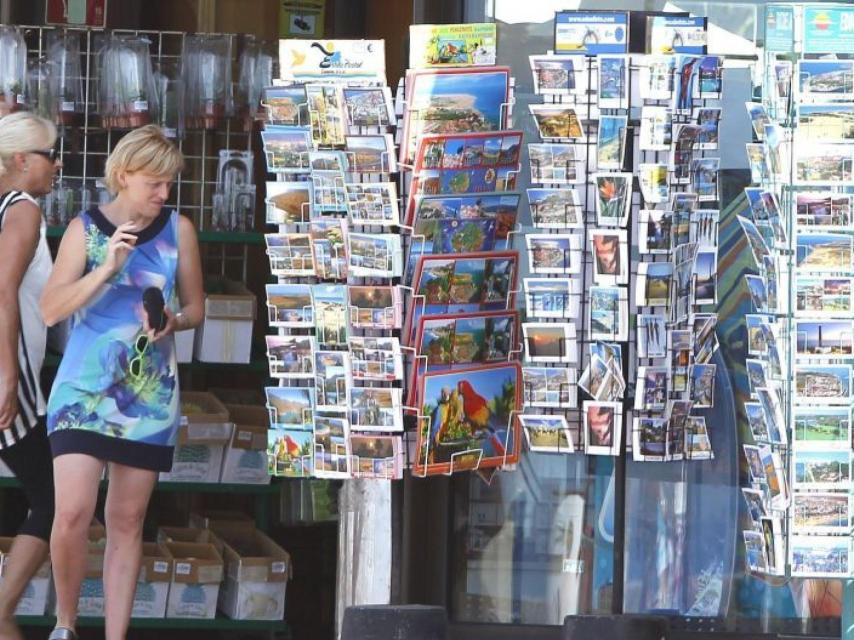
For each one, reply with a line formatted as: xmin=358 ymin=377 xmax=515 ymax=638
xmin=414 ymin=361 xmax=522 ymax=476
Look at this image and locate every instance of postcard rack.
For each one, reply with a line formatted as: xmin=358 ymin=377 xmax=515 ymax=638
xmin=736 ymin=40 xmax=854 ymax=580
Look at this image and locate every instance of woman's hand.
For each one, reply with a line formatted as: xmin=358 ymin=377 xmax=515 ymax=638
xmin=145 ymin=307 xmax=183 ymax=343
xmin=101 ymin=222 xmax=138 ymax=277
xmin=0 ymin=383 xmax=17 ymax=430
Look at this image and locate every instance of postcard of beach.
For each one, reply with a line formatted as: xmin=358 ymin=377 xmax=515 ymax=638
xmin=639 ymin=106 xmax=672 ymax=151
xmin=530 ymin=54 xmax=586 ymax=96
xmin=793 ymin=407 xmax=851 ymax=451
xmin=523 ymin=322 xmax=577 ymax=364
xmin=527 ymin=188 xmax=582 ymax=228
xmin=524 ymin=277 xmax=578 ymax=319
xmin=637 ymin=314 xmax=667 ymax=358
xmin=583 ymin=401 xmax=622 ymax=456
xmin=589 ymin=285 xmax=629 ymax=341
xmin=530 ymin=104 xmax=585 ymax=140
xmin=639 ymin=164 xmax=669 ymax=204
xmin=415 ymin=361 xmax=521 ymax=475
xmin=345 ymin=134 xmax=397 ymax=173
xmin=796 ymin=232 xmax=853 ymax=273
xmin=794 ymin=319 xmax=854 ymax=359
xmin=795 ymin=276 xmax=853 ymax=316
xmin=637 ymin=261 xmax=672 ymax=308
xmin=792 ymin=493 xmax=851 ymax=535
xmin=520 ymin=414 xmax=574 ymax=454
xmin=795 ymin=144 xmax=854 ymax=186
xmin=263 ymin=86 xmax=307 ymax=127
xmin=266 ymin=283 xmax=314 ymax=328
xmin=640 ymin=56 xmax=675 ymax=101
xmin=522 ymin=366 xmax=576 ymax=409
xmin=342 ymin=86 xmax=395 ymax=128
xmin=266 ymin=386 xmax=315 ymax=431
xmin=402 ymin=67 xmax=511 ymax=165
xmin=265 ymin=181 xmax=312 ymax=224
xmin=794 ymin=450 xmax=851 ymax=491
xmin=266 ymin=232 xmax=316 ymax=277
xmin=797 ymin=60 xmax=854 ymax=101
xmin=795 ymin=364 xmax=853 ymax=405
xmin=528 ymin=143 xmax=581 ymax=184
xmin=268 ymin=427 xmax=313 ymax=478
xmin=596 ymin=115 xmax=628 ymax=170
xmin=598 ymin=55 xmax=629 ymax=109
xmin=261 ymin=126 xmax=311 ymax=173
xmin=796 ymin=192 xmax=852 ymax=228
xmin=797 ymin=104 xmax=854 ymax=144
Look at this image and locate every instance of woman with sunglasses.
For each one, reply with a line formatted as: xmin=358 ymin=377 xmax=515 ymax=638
xmin=41 ymin=125 xmax=204 ymax=640
xmin=0 ymin=112 xmax=61 ymax=640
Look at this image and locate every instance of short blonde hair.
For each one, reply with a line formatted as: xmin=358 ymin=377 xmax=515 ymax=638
xmin=104 ymin=125 xmax=184 ymax=194
xmin=0 ymin=112 xmax=57 ymax=177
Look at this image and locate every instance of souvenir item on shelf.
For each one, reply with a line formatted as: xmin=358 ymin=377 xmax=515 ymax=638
xmin=152 ymin=59 xmax=185 ymax=139
xmin=212 ymin=150 xmax=255 ymax=231
xmin=182 ymin=34 xmax=234 ymax=129
xmin=97 ymin=34 xmax=156 ymax=128
xmin=236 ymin=36 xmax=273 ymax=125
xmin=46 ymin=31 xmax=84 ymax=125
xmin=0 ymin=26 xmax=27 ymax=113
xmin=409 ymin=23 xmax=497 ymax=69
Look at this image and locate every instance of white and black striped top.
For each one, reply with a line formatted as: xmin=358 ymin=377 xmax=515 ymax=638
xmin=0 ymin=191 xmax=51 ymax=448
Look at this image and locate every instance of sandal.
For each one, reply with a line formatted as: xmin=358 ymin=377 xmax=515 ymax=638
xmin=48 ymin=628 xmax=77 ymax=640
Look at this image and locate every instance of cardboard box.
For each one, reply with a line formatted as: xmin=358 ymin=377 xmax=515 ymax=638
xmin=217 ymin=530 xmax=291 ymax=620
xmin=175 ymin=328 xmax=196 ymax=363
xmin=156 ymin=527 xmax=224 ymax=554
xmin=220 ymin=405 xmax=271 ymax=485
xmin=160 ymin=392 xmax=232 ymax=483
xmin=164 ymin=542 xmax=224 ymax=619
xmin=77 ymin=524 xmax=107 ymax=617
xmin=132 ymin=543 xmax=173 ymax=618
xmin=188 ymin=510 xmax=256 ymax=538
xmin=193 ymin=279 xmax=256 ymax=364
xmin=0 ymin=537 xmax=51 ymax=615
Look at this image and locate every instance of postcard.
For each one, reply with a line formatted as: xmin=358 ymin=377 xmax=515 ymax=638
xmin=406 ymin=252 xmax=518 ymax=344
xmin=268 ymin=427 xmax=312 ymax=478
xmin=744 ymin=102 xmax=771 ymax=142
xmin=409 ymin=192 xmax=520 ymax=247
xmin=345 ymin=134 xmax=397 ymax=173
xmin=797 ymin=104 xmax=854 ymax=144
xmin=315 ymin=350 xmax=351 ymax=411
xmin=639 ymin=210 xmax=672 ymax=254
xmin=311 ymin=172 xmax=347 ymax=214
xmin=309 ymin=150 xmax=348 ymax=173
xmin=266 ymin=386 xmax=315 ymax=430
xmin=794 ymin=450 xmax=851 ymax=491
xmin=266 ymin=233 xmax=315 ymax=277
xmin=583 ymin=401 xmax=622 ymax=456
xmin=764 ymin=256 xmax=780 ymax=311
xmin=742 ymin=488 xmax=767 ymax=527
xmin=796 ymin=232 xmax=853 ymax=273
xmin=639 ymin=164 xmax=669 ymax=204
xmin=589 ymin=285 xmax=629 ymax=341
xmin=598 ymin=55 xmax=629 ymax=109
xmin=349 ymin=336 xmax=403 ymax=382
xmin=528 ymin=144 xmax=582 ymax=184
xmin=795 ymin=276 xmax=853 ymax=316
xmin=689 ymin=364 xmax=715 ymax=408
xmin=266 ymin=335 xmax=316 ymax=379
xmin=796 ymin=192 xmax=852 ymax=228
xmin=795 ymin=144 xmax=854 ymax=185
xmin=634 ymin=366 xmax=669 ymax=411
xmin=692 ymin=157 xmax=719 ymax=202
xmin=263 ymin=86 xmax=307 ymax=127
xmin=527 ymin=188 xmax=582 ymax=228
xmin=685 ymin=416 xmax=713 ymax=460
xmin=794 ymin=319 xmax=854 ymax=359
xmin=313 ymin=284 xmax=348 ymax=346
xmin=348 ymin=285 xmax=402 ymax=330
xmin=414 ymin=130 xmax=523 ymax=173
xmin=639 ymin=106 xmax=672 ymax=150
xmin=347 ymin=233 xmax=403 ymax=278
xmin=791 ymin=535 xmax=851 ymax=578
xmin=695 ymin=107 xmax=721 ymax=149
xmin=737 ymin=215 xmax=771 ymax=268
xmin=795 ymin=364 xmax=852 ymax=405
xmin=342 ymin=86 xmax=394 ymax=128
xmin=670 ymin=124 xmax=703 ymax=183
xmin=742 ymin=530 xmax=768 ymax=573
xmin=348 ymin=387 xmax=403 ymax=432
xmin=310 ymin=219 xmax=348 ymax=280
xmin=637 ymin=262 xmax=672 ymax=308
xmin=745 ymin=359 xmax=768 ymax=397
xmin=762 ymin=446 xmax=789 ymax=508
xmin=772 ymin=61 xmax=793 ymax=111
xmin=349 ymin=434 xmax=402 ymax=479
xmin=526 ymin=233 xmax=582 ymax=275
xmin=596 ymin=116 xmax=628 ymax=171
xmin=524 ymin=277 xmax=579 ymax=319
xmin=759 ymin=516 xmax=785 ymax=576
xmin=745 ymin=143 xmax=769 ymax=184
xmin=792 ymin=493 xmax=851 ymax=534
xmin=590 ymin=229 xmax=629 ymax=285
xmin=697 ymin=56 xmax=722 ymax=97
xmin=640 ymin=56 xmax=675 ymax=101
xmin=266 ymin=283 xmax=314 ymax=328
xmin=265 ymin=182 xmax=312 ymax=224
xmin=529 ymin=104 xmax=585 ymax=140
xmin=673 ymin=56 xmax=701 ymax=112
xmin=530 ymin=54 xmax=587 ymax=96
xmin=523 ymin=322 xmax=577 ymax=364
xmin=691 ymin=209 xmax=719 ymax=248
xmin=344 ymin=182 xmax=400 ymax=226
xmin=793 ymin=407 xmax=851 ymax=451
xmin=520 ymin=414 xmax=573 ymax=454
xmin=305 ymin=84 xmax=347 ymax=147
xmin=743 ymin=444 xmax=766 ymax=483
xmin=694 ymin=249 xmax=717 ymax=305
xmin=637 ymin=314 xmax=667 ymax=358
xmin=579 ymin=355 xmax=617 ymax=401
xmin=745 ymin=402 xmax=770 ymax=442
xmin=313 ymin=414 xmax=350 ymax=479
xmin=674 ymin=258 xmax=695 ymax=323
xmin=261 ymin=126 xmax=311 ymax=173
xmin=632 ymin=417 xmax=667 ymax=462
xmin=797 ymin=60 xmax=854 ymax=102
xmin=415 ymin=362 xmax=521 ymax=475
xmin=402 ymin=67 xmax=511 ymax=165
xmin=522 ymin=366 xmax=576 ymax=409
xmin=410 ymin=23 xmax=497 ymax=69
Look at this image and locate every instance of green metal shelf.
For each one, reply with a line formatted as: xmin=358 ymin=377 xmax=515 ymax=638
xmin=46 ymin=226 xmax=264 ymax=245
xmin=18 ymin=614 xmax=289 ymax=632
xmin=0 ymin=476 xmax=280 ymax=495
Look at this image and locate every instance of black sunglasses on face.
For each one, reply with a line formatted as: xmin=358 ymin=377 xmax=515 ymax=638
xmin=30 ymin=148 xmax=59 ymax=162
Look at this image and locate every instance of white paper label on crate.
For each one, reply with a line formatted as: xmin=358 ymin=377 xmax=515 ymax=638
xmin=238 ymin=431 xmax=252 ymax=442
xmin=15 ymin=94 xmax=25 ymax=105
xmin=153 ymin=561 xmax=169 ymax=574
xmin=132 ymin=100 xmax=148 ymax=112
xmin=176 ymin=562 xmax=192 ymax=575
xmin=272 ymin=561 xmax=287 ymax=574
xmin=562 ymin=558 xmax=584 ymax=574
xmin=61 ymin=101 xmax=76 ymax=112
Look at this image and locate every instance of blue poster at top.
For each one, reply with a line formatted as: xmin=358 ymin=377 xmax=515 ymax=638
xmin=764 ymin=5 xmax=795 ymax=52
xmin=803 ymin=6 xmax=854 ymax=54
xmin=554 ymin=11 xmax=629 ymax=56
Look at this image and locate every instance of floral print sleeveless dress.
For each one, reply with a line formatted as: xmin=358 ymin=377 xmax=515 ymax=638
xmin=47 ymin=207 xmax=179 ymax=471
